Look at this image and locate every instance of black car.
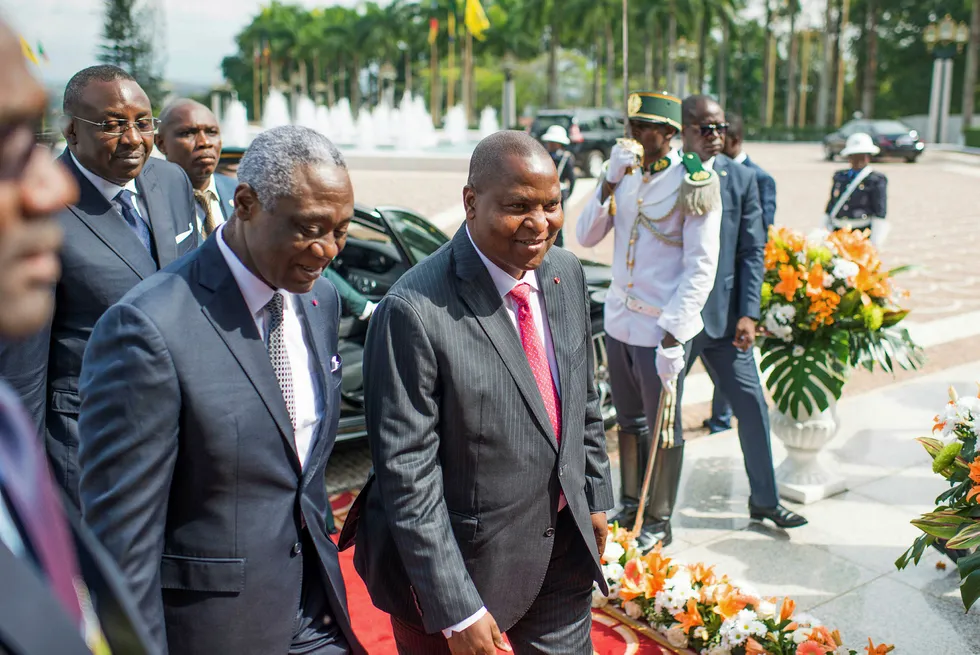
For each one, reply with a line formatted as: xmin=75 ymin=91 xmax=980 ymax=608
xmin=529 ymin=108 xmax=624 ymax=179
xmin=823 ymin=119 xmax=925 ymax=163
xmin=333 ymin=204 xmax=616 ymax=442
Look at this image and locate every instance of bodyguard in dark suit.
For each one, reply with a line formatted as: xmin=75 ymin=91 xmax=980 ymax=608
xmin=0 ymin=25 xmax=152 ymax=654
xmin=156 ymin=98 xmax=236 ymax=240
xmin=353 ymin=132 xmax=614 ymax=654
xmin=705 ymin=112 xmax=779 ymax=433
xmin=77 ymin=126 xmax=363 ymax=655
xmin=0 ymin=65 xmax=196 ymax=507
xmin=677 ymin=96 xmax=806 ymax=529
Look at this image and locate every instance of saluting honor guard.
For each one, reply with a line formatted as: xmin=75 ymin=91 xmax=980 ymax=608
xmin=576 ymin=91 xmax=722 ymax=552
xmin=824 ymin=132 xmax=888 ymax=246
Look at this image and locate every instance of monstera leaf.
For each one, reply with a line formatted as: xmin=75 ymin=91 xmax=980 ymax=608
xmin=759 ymin=338 xmax=849 ymax=420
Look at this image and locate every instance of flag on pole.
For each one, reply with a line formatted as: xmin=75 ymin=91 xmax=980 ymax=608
xmin=36 ymin=41 xmax=49 ymax=63
xmin=447 ymin=11 xmax=456 ymax=43
xmin=19 ymin=36 xmax=39 ymax=65
xmin=428 ymin=18 xmax=439 ymax=45
xmin=464 ymin=0 xmax=490 ymax=40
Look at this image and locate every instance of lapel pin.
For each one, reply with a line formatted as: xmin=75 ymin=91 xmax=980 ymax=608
xmin=312 ymin=299 xmax=318 ymax=307
xmin=553 ymin=277 xmax=560 ymax=284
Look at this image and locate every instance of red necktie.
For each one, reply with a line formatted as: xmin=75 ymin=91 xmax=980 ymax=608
xmin=509 ymin=283 xmax=562 ymax=442
xmin=0 ymin=382 xmax=83 ymax=625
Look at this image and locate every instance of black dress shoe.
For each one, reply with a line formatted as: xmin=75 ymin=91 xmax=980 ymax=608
xmin=635 ymin=521 xmax=672 ymax=553
xmin=608 ymin=501 xmax=638 ymax=530
xmin=749 ymin=503 xmax=808 ymax=529
xmin=702 ymin=418 xmax=731 ymax=434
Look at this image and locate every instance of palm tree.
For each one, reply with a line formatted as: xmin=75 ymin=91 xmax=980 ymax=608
xmin=761 ymin=0 xmax=775 ymax=124
xmin=965 ymin=0 xmax=980 ymax=131
xmin=860 ymin=0 xmax=878 ymax=117
xmin=816 ymin=0 xmax=835 ymax=126
xmin=784 ymin=0 xmax=801 ymax=127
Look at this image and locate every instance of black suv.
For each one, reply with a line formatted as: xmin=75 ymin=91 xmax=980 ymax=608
xmin=333 ymin=204 xmax=616 ymax=442
xmin=530 ymin=108 xmax=624 ymax=178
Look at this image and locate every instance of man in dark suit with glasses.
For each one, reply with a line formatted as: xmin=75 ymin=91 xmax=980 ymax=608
xmin=0 ymin=65 xmax=197 ymax=507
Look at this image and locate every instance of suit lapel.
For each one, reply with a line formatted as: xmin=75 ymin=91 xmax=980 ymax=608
xmin=196 ymin=239 xmax=301 ymax=474
xmin=536 ymin=257 xmax=570 ymax=450
xmin=60 ymin=152 xmax=158 ymax=280
xmin=295 ymin=290 xmax=335 ymax=484
xmin=136 ymin=161 xmax=180 ymax=267
xmin=451 ymin=228 xmax=557 ymax=452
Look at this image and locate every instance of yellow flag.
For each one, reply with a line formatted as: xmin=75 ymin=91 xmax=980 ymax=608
xmin=19 ymin=36 xmax=39 ymax=65
xmin=465 ymin=0 xmax=490 ymax=41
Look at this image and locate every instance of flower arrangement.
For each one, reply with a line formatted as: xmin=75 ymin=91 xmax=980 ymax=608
xmin=896 ymin=384 xmax=980 ymax=611
xmin=759 ymin=226 xmax=923 ymax=420
xmin=594 ymin=525 xmax=892 ymax=654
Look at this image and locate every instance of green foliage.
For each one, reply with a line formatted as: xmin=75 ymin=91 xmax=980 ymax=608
xmin=98 ymin=0 xmax=166 ymax=108
xmin=759 ymin=337 xmax=849 ymax=418
xmin=966 ymin=128 xmax=980 ymax=149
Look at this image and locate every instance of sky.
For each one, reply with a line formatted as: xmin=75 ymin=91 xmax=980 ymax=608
xmin=3 ymin=0 xmax=826 ymax=89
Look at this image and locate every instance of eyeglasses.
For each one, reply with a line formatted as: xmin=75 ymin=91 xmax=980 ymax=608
xmin=71 ymin=116 xmax=160 ymax=136
xmin=697 ymin=123 xmax=729 ymax=137
xmin=0 ymin=121 xmax=39 ymax=181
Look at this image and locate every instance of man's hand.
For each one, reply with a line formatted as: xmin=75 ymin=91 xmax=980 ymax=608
xmin=447 ymin=613 xmax=511 ymax=655
xmin=605 ymin=144 xmax=638 ymax=184
xmin=655 ymin=345 xmax=686 ymax=386
xmin=591 ymin=512 xmax=609 ymax=560
xmin=733 ymin=317 xmax=757 ymax=351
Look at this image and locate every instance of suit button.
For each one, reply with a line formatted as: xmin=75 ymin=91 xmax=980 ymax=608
xmin=292 ymin=542 xmax=303 ymax=555
xmin=544 ymin=528 xmax=555 ymax=537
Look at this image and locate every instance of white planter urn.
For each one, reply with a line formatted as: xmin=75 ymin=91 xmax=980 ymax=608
xmin=770 ymin=398 xmax=848 ymax=504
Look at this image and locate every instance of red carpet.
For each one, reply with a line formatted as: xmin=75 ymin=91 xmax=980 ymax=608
xmin=330 ymin=491 xmax=670 ymax=654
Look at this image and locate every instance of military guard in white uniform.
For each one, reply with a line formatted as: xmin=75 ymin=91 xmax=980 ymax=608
xmin=576 ymin=91 xmax=722 ymax=551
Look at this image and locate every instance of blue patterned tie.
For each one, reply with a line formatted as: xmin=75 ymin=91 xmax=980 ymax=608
xmin=114 ymin=189 xmax=153 ymax=254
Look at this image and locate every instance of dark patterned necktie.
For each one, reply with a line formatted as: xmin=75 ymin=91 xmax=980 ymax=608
xmin=265 ymin=292 xmax=295 ymax=428
xmin=114 ymin=189 xmax=153 ymax=254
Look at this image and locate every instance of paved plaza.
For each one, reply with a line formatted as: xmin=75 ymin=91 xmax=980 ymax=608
xmin=327 ymin=143 xmax=980 ymax=651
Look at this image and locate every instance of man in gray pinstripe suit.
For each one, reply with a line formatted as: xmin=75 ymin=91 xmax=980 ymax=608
xmin=353 ymin=131 xmax=614 ymax=654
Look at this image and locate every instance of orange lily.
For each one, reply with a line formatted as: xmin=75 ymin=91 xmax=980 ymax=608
xmin=687 ymin=561 xmax=716 ymax=586
xmin=933 ymin=414 xmax=947 ymax=433
xmin=744 ymin=637 xmax=769 ymax=655
xmin=810 ymin=626 xmax=838 ymax=648
xmin=618 ymin=558 xmax=647 ymax=602
xmin=865 ymin=639 xmax=895 ymax=654
xmin=764 ymin=239 xmax=790 ymax=270
xmin=967 ymin=457 xmax=980 ymax=502
xmin=806 ymin=262 xmax=827 ymax=297
xmin=773 ymin=265 xmax=804 ymax=301
xmin=797 ymin=641 xmax=832 ymax=655
xmin=779 ymin=597 xmax=796 ymax=622
xmin=675 ymin=598 xmax=704 ymax=634
xmin=713 ymin=586 xmax=749 ymax=620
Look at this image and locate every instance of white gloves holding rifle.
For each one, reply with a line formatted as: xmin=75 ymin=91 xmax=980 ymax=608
xmin=605 ymin=144 xmax=638 ymax=185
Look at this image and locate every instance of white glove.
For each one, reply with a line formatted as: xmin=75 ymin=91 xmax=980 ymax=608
xmin=605 ymin=144 xmax=638 ymax=185
xmin=822 ymin=214 xmax=833 ymax=231
xmin=655 ymin=345 xmax=686 ymax=386
xmin=359 ymin=300 xmax=377 ymax=321
xmin=869 ymin=218 xmax=889 ymax=248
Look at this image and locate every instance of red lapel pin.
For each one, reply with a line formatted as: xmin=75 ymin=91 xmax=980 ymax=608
xmin=553 ymin=277 xmax=560 ymax=284
xmin=312 ymin=299 xmax=318 ymax=307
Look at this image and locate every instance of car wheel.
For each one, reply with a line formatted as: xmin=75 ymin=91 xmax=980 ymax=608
xmin=592 ymin=331 xmax=617 ymax=430
xmin=905 ymin=154 xmax=919 ymax=164
xmin=824 ymin=145 xmax=836 ymax=161
xmin=587 ymin=150 xmax=606 ymax=179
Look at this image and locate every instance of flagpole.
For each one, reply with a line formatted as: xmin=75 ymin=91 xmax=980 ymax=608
xmin=623 ymin=0 xmax=629 ymax=136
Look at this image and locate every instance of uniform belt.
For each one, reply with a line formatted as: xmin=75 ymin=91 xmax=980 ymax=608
xmin=609 ymin=284 xmax=663 ymax=318
xmin=830 ymin=215 xmax=874 ymax=229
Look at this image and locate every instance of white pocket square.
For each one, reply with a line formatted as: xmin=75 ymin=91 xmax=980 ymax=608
xmin=330 ymin=355 xmax=342 ymax=372
xmin=175 ymin=225 xmax=194 ymax=243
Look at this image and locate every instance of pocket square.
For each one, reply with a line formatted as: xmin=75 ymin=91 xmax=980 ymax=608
xmin=330 ymin=355 xmax=342 ymax=372
xmin=175 ymin=225 xmax=194 ymax=243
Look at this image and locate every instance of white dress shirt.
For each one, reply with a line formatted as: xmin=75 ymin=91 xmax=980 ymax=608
xmin=443 ymin=229 xmax=565 ymax=639
xmin=194 ymin=175 xmax=227 ymax=237
xmin=70 ymin=151 xmax=152 ymax=230
xmin=0 ymin=491 xmax=26 ymax=558
xmin=576 ymin=148 xmax=721 ymax=347
xmin=733 ymin=151 xmax=748 ymax=165
xmin=215 ymin=223 xmax=322 ymax=467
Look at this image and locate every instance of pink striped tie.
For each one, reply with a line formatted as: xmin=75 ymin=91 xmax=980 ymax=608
xmin=509 ymin=283 xmax=562 ymax=442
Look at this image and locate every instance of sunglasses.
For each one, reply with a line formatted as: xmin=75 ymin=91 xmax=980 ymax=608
xmin=696 ymin=123 xmax=729 ymax=137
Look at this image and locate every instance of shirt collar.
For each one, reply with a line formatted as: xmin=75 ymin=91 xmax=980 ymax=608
xmin=70 ymin=151 xmax=139 ymax=203
xmin=204 ymin=175 xmax=219 ymax=198
xmin=734 ymin=151 xmax=748 ymax=164
xmin=465 ymin=225 xmax=540 ymax=299
xmin=215 ymin=222 xmax=277 ymax=318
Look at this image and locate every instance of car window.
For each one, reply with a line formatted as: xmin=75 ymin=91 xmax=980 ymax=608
xmin=332 ymin=217 xmax=407 ymax=297
xmin=577 ymin=118 xmax=596 ymax=132
xmin=379 ymin=207 xmax=450 ymax=264
xmin=871 ymin=120 xmax=910 ymax=135
xmin=530 ymin=115 xmax=572 ymax=137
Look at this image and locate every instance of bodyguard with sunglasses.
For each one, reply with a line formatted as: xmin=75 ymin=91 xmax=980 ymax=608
xmin=0 ymin=65 xmax=197 ymax=507
xmin=676 ymin=95 xmax=807 ymax=530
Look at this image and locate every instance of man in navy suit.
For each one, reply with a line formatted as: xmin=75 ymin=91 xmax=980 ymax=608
xmin=704 ymin=112 xmax=778 ymax=433
xmin=0 ymin=23 xmax=152 ymax=654
xmin=156 ymin=98 xmax=237 ymax=240
xmin=78 ymin=126 xmax=364 ymax=655
xmin=677 ymin=96 xmax=806 ymax=530
xmin=0 ymin=65 xmax=197 ymax=507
